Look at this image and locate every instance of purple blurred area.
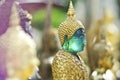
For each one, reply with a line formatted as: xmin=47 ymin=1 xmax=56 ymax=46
xmin=0 ymin=46 xmax=7 ymax=79
xmin=19 ymin=0 xmax=45 ymax=3
xmin=19 ymin=0 xmax=65 ymax=13
xmin=20 ymin=3 xmax=46 ymax=13
xmin=0 ymin=0 xmax=15 ymax=35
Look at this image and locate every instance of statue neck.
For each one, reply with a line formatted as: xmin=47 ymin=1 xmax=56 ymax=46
xmin=62 ymin=49 xmax=80 ymax=60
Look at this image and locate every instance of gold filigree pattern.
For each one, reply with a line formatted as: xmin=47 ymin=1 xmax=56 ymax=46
xmin=52 ymin=50 xmax=88 ymax=80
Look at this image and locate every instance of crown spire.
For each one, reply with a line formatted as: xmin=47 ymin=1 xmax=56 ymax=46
xmin=67 ymin=0 xmax=74 ymax=16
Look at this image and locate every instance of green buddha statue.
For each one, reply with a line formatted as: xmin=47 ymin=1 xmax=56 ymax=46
xmin=52 ymin=0 xmax=88 ymax=80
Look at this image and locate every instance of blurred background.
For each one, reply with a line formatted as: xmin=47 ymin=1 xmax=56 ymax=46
xmin=3 ymin=0 xmax=119 ymax=79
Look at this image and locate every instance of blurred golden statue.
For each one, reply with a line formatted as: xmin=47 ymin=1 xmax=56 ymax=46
xmin=87 ymin=9 xmax=119 ymax=80
xmin=52 ymin=0 xmax=88 ymax=80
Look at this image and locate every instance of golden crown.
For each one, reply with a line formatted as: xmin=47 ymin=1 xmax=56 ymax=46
xmin=58 ymin=0 xmax=85 ymax=45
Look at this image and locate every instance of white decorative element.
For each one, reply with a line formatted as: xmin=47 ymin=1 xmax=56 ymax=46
xmin=116 ymin=70 xmax=120 ymax=78
xmin=103 ymin=70 xmax=115 ymax=80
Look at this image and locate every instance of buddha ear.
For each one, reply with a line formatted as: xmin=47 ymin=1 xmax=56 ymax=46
xmin=62 ymin=35 xmax=69 ymax=50
xmin=64 ymin=35 xmax=68 ymax=42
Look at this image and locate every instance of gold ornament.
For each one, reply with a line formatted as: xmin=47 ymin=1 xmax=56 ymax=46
xmin=52 ymin=0 xmax=88 ymax=80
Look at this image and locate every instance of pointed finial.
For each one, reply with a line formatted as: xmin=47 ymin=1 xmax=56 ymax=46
xmin=9 ymin=2 xmax=20 ymax=27
xmin=67 ymin=0 xmax=74 ymax=16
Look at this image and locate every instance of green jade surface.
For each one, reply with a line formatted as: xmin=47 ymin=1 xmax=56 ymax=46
xmin=62 ymin=28 xmax=86 ymax=57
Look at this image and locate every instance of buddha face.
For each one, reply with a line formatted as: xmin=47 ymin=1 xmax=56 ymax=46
xmin=62 ymin=28 xmax=86 ymax=55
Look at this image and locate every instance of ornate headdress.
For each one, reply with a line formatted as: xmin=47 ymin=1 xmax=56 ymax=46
xmin=58 ymin=0 xmax=85 ymax=45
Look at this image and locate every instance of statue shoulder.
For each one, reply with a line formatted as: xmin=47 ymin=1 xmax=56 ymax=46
xmin=52 ymin=50 xmax=88 ymax=80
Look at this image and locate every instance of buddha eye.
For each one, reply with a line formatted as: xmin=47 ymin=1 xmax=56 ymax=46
xmin=74 ymin=28 xmax=85 ymax=37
